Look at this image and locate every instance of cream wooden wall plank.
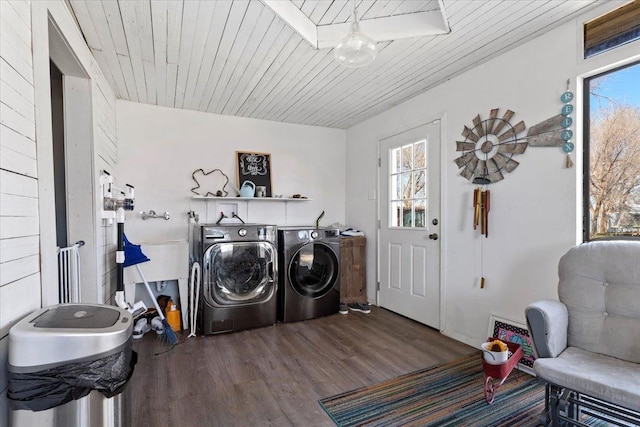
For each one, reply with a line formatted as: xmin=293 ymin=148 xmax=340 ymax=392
xmin=235 ymin=37 xmax=303 ymax=116
xmin=308 ymin=0 xmax=333 ymax=24
xmin=6 ymin=0 xmax=31 ymax=29
xmin=117 ymin=52 xmax=139 ymax=102
xmin=180 ymin=0 xmax=218 ymax=110
xmin=0 ymin=193 xmax=38 ymax=217
xmin=199 ymin=0 xmax=251 ymax=112
xmin=0 ymin=58 xmax=34 ymax=102
xmin=191 ymin=0 xmax=234 ymax=111
xmin=143 ymin=60 xmax=157 ymax=104
xmin=165 ymin=62 xmax=178 ymax=107
xmin=173 ymin=0 xmax=201 ymax=108
xmin=0 ymin=80 xmax=34 ymax=123
xmin=360 ymin=0 xmax=392 ymax=20
xmin=81 ymin=1 xmax=130 ymax=98
xmin=260 ymin=48 xmax=335 ymax=121
xmin=246 ymin=39 xmax=324 ymax=119
xmin=270 ymin=57 xmax=345 ymax=122
xmin=150 ymin=0 xmax=168 ymax=106
xmin=101 ymin=0 xmax=128 ymax=55
xmin=0 ymin=146 xmax=37 ymax=179
xmin=317 ymin=1 xmax=349 ymax=25
xmin=0 ymin=217 xmax=39 ymax=239
xmin=221 ymin=20 xmax=291 ymax=115
xmin=1 ymin=3 xmax=31 ymax=48
xmin=0 ymin=254 xmax=39 ymax=286
xmin=119 ymin=0 xmax=150 ymax=103
xmin=0 ymin=31 xmax=33 ymax=85
xmin=99 ymin=1 xmax=132 ymax=98
xmin=0 ymin=273 xmax=40 ymax=330
xmin=0 ymin=169 xmax=37 ymax=198
xmin=68 ymin=0 xmax=103 ymax=50
xmin=165 ymin=0 xmax=183 ymax=65
xmin=206 ymin=1 xmax=266 ymax=114
xmin=90 ymin=50 xmax=119 ymax=100
xmin=0 ymin=236 xmax=39 ymax=264
xmin=137 ymin=1 xmax=155 ymax=63
xmin=0 ymin=103 xmax=35 ymax=140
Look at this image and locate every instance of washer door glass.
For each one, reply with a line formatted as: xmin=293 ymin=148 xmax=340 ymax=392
xmin=203 ymin=241 xmax=276 ymax=305
xmin=289 ymin=243 xmax=338 ymax=298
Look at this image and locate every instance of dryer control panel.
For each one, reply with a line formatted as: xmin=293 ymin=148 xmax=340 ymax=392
xmin=200 ymin=224 xmax=277 ymax=243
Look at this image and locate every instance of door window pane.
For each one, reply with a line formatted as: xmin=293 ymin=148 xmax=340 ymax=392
xmin=414 ymin=171 xmax=425 ymax=198
xmin=414 ymin=141 xmax=426 ymax=168
xmin=415 ymin=199 xmax=426 ymax=228
xmin=402 ymin=145 xmax=412 ymax=171
xmin=389 ymin=139 xmax=428 ymax=228
xmin=392 ymin=148 xmax=401 ymax=173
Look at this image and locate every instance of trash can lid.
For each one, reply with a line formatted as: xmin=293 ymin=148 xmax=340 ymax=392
xmin=33 ymin=305 xmax=120 ymax=329
xmin=8 ymin=303 xmax=132 ymax=368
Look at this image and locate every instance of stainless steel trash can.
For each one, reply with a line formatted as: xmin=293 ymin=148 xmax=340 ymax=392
xmin=8 ymin=303 xmax=134 ymax=427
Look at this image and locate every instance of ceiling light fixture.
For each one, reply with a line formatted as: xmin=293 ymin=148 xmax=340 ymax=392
xmin=334 ymin=1 xmax=377 ymax=68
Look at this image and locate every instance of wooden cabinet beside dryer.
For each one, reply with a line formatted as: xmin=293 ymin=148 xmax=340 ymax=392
xmin=339 ymin=236 xmax=367 ymax=303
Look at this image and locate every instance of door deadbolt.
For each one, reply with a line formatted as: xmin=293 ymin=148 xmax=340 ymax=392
xmin=429 ymin=233 xmax=438 ymax=240
xmin=432 ymin=218 xmax=438 ymax=225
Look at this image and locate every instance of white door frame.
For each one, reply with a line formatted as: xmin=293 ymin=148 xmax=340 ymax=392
xmin=33 ymin=5 xmax=97 ymax=305
xmin=376 ymin=112 xmax=448 ymax=331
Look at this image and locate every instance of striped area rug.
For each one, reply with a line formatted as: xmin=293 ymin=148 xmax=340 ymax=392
xmin=319 ymin=353 xmax=545 ymax=427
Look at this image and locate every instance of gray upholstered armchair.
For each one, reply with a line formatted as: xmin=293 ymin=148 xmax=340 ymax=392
xmin=525 ymin=240 xmax=640 ymax=426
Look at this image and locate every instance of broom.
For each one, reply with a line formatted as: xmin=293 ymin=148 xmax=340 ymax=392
xmin=120 ymin=228 xmax=178 ymax=345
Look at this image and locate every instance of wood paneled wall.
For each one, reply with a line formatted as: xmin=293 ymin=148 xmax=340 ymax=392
xmin=0 ymin=0 xmax=41 ymax=338
xmin=0 ymin=1 xmax=40 ymax=422
xmin=0 ymin=1 xmax=119 ymax=422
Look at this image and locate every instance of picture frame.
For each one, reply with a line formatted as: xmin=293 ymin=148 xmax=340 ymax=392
xmin=487 ymin=314 xmax=536 ymax=375
xmin=236 ymin=151 xmax=272 ymax=197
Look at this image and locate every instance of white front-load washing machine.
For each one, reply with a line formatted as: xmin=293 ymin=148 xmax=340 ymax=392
xmin=194 ymin=223 xmax=278 ymax=334
xmin=278 ymin=227 xmax=340 ymax=323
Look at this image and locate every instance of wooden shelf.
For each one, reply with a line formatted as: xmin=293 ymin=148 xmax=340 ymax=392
xmin=192 ymin=196 xmax=311 ymax=202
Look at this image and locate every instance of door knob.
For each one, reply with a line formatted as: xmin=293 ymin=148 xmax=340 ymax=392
xmin=429 ymin=233 xmax=438 ymax=240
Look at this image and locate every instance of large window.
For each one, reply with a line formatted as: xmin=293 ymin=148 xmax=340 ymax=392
xmin=584 ymin=61 xmax=640 ymax=240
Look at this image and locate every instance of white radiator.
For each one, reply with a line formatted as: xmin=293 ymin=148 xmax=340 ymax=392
xmin=57 ymin=241 xmax=84 ymax=303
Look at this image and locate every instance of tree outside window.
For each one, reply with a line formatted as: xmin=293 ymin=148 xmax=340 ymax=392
xmin=586 ymin=62 xmax=640 ymax=239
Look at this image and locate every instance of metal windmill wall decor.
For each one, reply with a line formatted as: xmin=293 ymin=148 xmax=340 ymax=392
xmin=454 ymin=109 xmax=528 ymax=184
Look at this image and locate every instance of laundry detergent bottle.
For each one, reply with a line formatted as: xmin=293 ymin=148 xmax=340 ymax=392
xmin=166 ymin=300 xmax=181 ymax=332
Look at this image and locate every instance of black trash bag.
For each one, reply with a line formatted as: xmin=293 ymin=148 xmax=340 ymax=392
xmin=8 ymin=340 xmax=137 ymax=412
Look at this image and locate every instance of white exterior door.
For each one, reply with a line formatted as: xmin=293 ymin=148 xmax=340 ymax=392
xmin=379 ymin=121 xmax=441 ymax=329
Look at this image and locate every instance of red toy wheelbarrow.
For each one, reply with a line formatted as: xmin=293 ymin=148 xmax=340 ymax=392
xmin=481 ymin=337 xmax=524 ymax=404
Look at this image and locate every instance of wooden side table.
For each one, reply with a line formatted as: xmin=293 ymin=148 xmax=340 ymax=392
xmin=339 ymin=236 xmax=367 ymax=303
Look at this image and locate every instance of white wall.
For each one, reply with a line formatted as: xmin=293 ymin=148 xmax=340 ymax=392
xmin=346 ymin=3 xmax=640 ymax=348
xmin=0 ymin=0 xmax=117 ymax=422
xmin=116 ymin=101 xmax=346 ymax=244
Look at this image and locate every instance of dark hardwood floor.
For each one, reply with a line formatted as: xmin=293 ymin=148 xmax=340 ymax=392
xmin=130 ymin=307 xmax=475 ymax=426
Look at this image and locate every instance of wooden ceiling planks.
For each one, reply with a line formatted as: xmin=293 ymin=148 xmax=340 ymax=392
xmin=68 ymin=0 xmax=602 ymax=129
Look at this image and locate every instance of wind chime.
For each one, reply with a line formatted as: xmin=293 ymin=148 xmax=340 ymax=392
xmin=473 ymin=187 xmax=490 ymax=237
xmin=454 ymin=108 xmax=529 ymax=288
xmin=560 ymin=80 xmax=575 ymax=168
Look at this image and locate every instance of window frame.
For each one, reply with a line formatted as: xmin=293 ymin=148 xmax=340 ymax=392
xmin=582 ymin=60 xmax=640 ymax=242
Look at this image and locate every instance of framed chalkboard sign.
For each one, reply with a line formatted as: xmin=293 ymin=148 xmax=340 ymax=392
xmin=236 ymin=151 xmax=272 ymax=197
